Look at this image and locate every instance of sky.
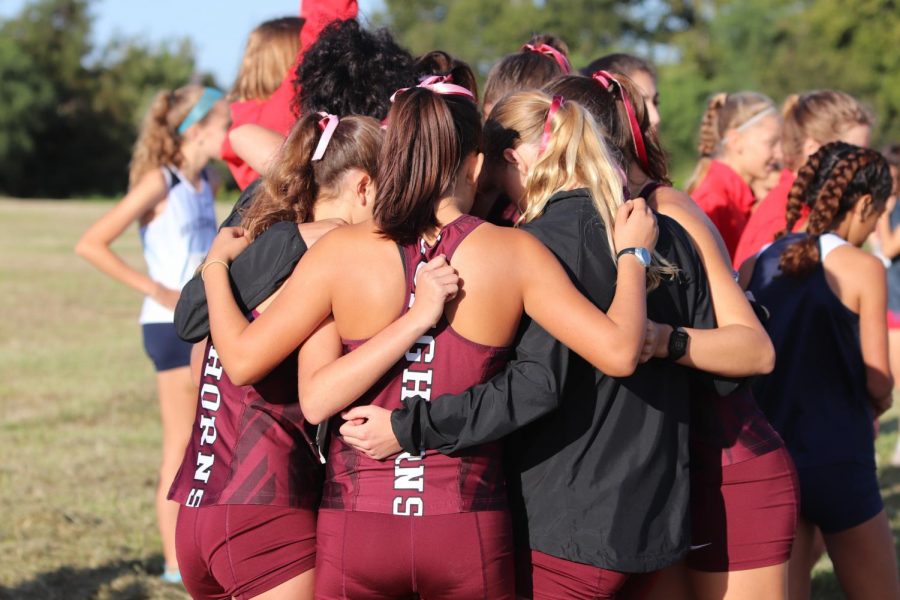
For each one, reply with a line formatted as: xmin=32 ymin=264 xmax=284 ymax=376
xmin=0 ymin=0 xmax=385 ymax=86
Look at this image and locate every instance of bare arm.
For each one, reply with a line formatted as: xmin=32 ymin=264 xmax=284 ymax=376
xmin=516 ymin=201 xmax=653 ymax=377
xmin=297 ymin=257 xmax=460 ymax=424
xmin=875 ymin=197 xmax=900 ymax=259
xmin=203 ymin=227 xmax=335 ymax=385
xmin=855 ymin=253 xmax=893 ymax=414
xmin=228 ymin=124 xmax=285 ymax=176
xmin=653 ymin=189 xmax=775 ymax=375
xmin=75 ymin=170 xmax=180 ymax=309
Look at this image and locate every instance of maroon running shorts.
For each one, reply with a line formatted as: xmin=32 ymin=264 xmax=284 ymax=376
xmin=688 ymin=446 xmax=799 ymax=572
xmin=315 ymin=508 xmax=515 ymax=599
xmin=515 ymin=549 xmax=630 ymax=599
xmin=176 ymin=504 xmax=316 ymax=600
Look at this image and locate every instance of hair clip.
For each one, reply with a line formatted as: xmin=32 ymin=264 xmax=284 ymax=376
xmin=312 ymin=113 xmax=339 ymax=161
xmin=539 ymin=95 xmax=566 ymax=155
xmin=591 ymin=70 xmax=650 ymax=172
xmin=390 ymin=74 xmax=475 ymax=103
xmin=522 ymin=43 xmax=572 ymax=74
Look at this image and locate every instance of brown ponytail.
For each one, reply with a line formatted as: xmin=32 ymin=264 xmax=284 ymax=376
xmin=779 ymin=142 xmax=892 ymax=277
xmin=242 ymin=114 xmax=382 ymax=240
xmin=128 ymin=85 xmax=205 ymax=188
xmin=374 ymin=87 xmax=482 ymax=244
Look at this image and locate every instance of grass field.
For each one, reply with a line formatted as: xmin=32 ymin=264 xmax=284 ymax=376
xmin=0 ymin=198 xmax=898 ymax=599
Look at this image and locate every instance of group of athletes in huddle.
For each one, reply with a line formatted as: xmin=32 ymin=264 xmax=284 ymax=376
xmin=75 ymin=1 xmax=900 ymax=599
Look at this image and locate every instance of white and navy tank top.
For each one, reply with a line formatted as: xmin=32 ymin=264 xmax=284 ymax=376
xmin=139 ymin=166 xmax=217 ymax=324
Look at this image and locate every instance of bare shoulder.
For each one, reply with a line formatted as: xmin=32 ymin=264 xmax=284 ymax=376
xmin=309 ymin=221 xmax=376 ymax=251
xmin=655 ymin=187 xmax=717 ymax=236
xmin=827 ymin=244 xmax=886 ymax=294
xmin=458 ymin=221 xmax=547 ymax=261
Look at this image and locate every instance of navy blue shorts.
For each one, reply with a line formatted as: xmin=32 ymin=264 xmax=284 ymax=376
xmin=142 ymin=323 xmax=192 ymax=372
xmin=796 ymin=461 xmax=883 ymax=534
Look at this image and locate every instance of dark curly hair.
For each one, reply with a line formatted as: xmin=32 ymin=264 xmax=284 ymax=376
xmin=295 ymin=19 xmax=416 ymax=119
xmin=779 ymin=141 xmax=892 ymax=277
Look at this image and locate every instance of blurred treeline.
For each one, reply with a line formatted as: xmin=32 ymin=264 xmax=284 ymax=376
xmin=1 ymin=0 xmax=898 ymax=198
xmin=0 ymin=0 xmax=215 ymax=198
xmin=375 ymin=0 xmax=900 ymax=181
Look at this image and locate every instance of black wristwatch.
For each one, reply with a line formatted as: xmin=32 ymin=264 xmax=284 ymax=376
xmin=668 ymin=327 xmax=689 ymax=361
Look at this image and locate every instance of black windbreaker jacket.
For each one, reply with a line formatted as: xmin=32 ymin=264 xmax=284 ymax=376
xmin=391 ymin=188 xmax=717 ymax=572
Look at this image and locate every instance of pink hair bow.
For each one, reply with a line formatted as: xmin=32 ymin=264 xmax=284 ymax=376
xmin=591 ymin=70 xmax=650 ymax=173
xmin=522 ymin=43 xmax=572 ymax=74
xmin=539 ymin=95 xmax=566 ymax=155
xmin=390 ymin=74 xmax=475 ymax=103
xmin=312 ymin=112 xmax=339 ymax=161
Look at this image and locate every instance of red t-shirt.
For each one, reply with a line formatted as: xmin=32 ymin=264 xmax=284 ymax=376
xmin=733 ymin=169 xmax=809 ymax=269
xmin=221 ymin=0 xmax=359 ymax=189
xmin=690 ymin=160 xmax=757 ymax=261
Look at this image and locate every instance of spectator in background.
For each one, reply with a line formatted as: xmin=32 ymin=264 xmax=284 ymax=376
xmin=221 ymin=16 xmax=302 ymax=189
xmin=873 ymin=144 xmax=900 ymax=465
xmin=686 ymin=92 xmax=782 ymax=260
xmin=582 ymin=53 xmax=660 ymax=130
xmin=76 ymin=85 xmax=228 ymax=584
xmin=743 ymin=142 xmax=898 ymax=600
xmin=221 ymin=1 xmax=359 ymax=191
xmin=734 ymin=90 xmax=874 ymax=268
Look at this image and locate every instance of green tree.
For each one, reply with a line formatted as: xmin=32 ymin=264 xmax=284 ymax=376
xmin=0 ymin=0 xmax=213 ymax=198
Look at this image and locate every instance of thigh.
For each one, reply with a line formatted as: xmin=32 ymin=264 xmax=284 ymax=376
xmin=528 ymin=550 xmax=629 ymax=600
xmin=688 ymin=563 xmax=787 ymax=600
xmin=619 ymin=563 xmax=690 ymax=600
xmin=176 ymin=505 xmax=230 ymax=600
xmin=156 ymin=366 xmax=197 ymax=460
xmin=824 ymin=510 xmax=900 ymax=600
xmin=414 ymin=511 xmax=515 ymax=600
xmin=314 ymin=510 xmax=416 ymax=600
xmin=212 ymin=505 xmax=317 ymax=600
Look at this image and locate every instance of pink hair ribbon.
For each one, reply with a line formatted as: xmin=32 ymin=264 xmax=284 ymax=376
xmin=522 ymin=43 xmax=572 ymax=74
xmin=591 ymin=70 xmax=650 ymax=173
xmin=390 ymin=74 xmax=475 ymax=103
xmin=539 ymin=95 xmax=566 ymax=155
xmin=312 ymin=112 xmax=339 ymax=161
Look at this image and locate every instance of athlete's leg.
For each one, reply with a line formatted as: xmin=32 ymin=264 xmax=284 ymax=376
xmin=156 ymin=365 xmax=197 ymax=574
xmin=823 ymin=510 xmax=900 ymax=600
xmin=788 ymin=516 xmax=816 ymax=600
xmin=620 ymin=562 xmax=690 ymax=600
xmin=689 ymin=563 xmax=788 ymax=600
xmin=248 ymin=569 xmax=315 ymax=600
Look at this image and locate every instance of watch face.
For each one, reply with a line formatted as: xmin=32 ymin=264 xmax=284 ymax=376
xmin=635 ymin=247 xmax=651 ymax=267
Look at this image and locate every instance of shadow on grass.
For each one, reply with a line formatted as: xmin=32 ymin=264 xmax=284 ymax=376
xmin=0 ymin=555 xmax=178 ymax=600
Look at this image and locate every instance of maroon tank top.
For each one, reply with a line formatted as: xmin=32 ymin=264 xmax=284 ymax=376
xmin=321 ymin=215 xmax=510 ymax=516
xmin=641 ymin=181 xmax=783 ymax=468
xmin=169 ymin=313 xmax=323 ymax=509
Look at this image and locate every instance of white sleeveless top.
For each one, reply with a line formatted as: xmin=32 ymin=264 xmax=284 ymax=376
xmin=139 ymin=166 xmax=217 ymax=324
xmin=819 ymin=232 xmax=848 ymax=261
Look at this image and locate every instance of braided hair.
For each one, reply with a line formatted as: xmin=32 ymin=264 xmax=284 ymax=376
xmin=779 ymin=141 xmax=892 ymax=277
xmin=685 ymin=92 xmax=775 ymax=193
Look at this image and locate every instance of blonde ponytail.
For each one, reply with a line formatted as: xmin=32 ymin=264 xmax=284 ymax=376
xmin=489 ymin=91 xmax=677 ymax=290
